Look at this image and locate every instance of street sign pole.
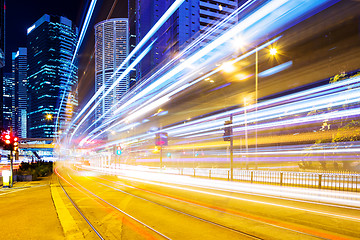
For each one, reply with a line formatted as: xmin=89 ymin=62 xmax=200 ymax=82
xmin=160 ymin=146 xmax=163 ymax=169
xmin=230 ymin=114 xmax=233 ymax=181
xmin=10 ymin=149 xmax=13 ymax=187
xmin=10 ymin=126 xmax=13 ymax=187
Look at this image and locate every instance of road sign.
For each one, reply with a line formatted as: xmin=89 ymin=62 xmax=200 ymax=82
xmin=155 ymin=132 xmax=168 ymax=146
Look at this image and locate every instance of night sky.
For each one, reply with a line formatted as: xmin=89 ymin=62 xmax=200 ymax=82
xmin=5 ymin=0 xmax=128 ymax=106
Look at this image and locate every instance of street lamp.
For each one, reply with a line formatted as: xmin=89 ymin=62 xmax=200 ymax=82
xmin=46 ymin=114 xmax=53 ymax=121
xmin=221 ymin=61 xmax=236 ymax=73
xmin=269 ymin=47 xmax=278 ymax=56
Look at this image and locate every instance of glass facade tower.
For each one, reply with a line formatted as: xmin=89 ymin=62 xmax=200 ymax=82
xmin=0 ymin=0 xmax=5 ymax=128
xmin=133 ymin=0 xmax=238 ymax=81
xmin=3 ymin=72 xmax=12 ymax=130
xmin=12 ymin=48 xmax=27 ymax=137
xmin=27 ymin=14 xmax=78 ymax=138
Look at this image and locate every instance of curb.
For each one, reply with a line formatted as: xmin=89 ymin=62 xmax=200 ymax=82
xmin=50 ymin=177 xmax=85 ymax=240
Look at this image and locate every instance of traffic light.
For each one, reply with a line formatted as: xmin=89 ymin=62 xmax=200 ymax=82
xmin=3 ymin=133 xmax=12 ymax=150
xmin=223 ymin=120 xmax=233 ymax=141
xmin=115 ymin=145 xmax=122 ymax=155
xmin=1 ymin=132 xmax=18 ymax=151
xmin=13 ymin=137 xmax=19 ymax=151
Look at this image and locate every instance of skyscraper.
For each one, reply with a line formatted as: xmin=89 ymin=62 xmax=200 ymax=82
xmin=27 ymin=14 xmax=78 ymax=138
xmin=12 ymin=48 xmax=27 ymax=138
xmin=94 ymin=18 xmax=129 ymax=122
xmin=3 ymin=72 xmax=12 ymax=130
xmin=128 ymin=0 xmax=137 ymax=88
xmin=0 ymin=0 xmax=5 ymax=129
xmin=133 ymin=0 xmax=238 ymax=81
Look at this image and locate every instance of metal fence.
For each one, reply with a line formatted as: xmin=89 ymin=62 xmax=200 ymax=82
xmin=177 ymin=168 xmax=360 ymax=192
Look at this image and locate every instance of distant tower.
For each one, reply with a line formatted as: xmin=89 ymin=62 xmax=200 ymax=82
xmin=27 ymin=14 xmax=78 ymax=138
xmin=3 ymin=72 xmax=12 ymax=130
xmin=12 ymin=48 xmax=27 ymax=137
xmin=133 ymin=0 xmax=238 ymax=81
xmin=0 ymin=0 xmax=5 ymax=128
xmin=94 ymin=18 xmax=129 ymax=122
xmin=128 ymin=0 xmax=137 ymax=88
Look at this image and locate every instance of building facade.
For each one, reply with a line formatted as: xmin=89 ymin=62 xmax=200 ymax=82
xmin=12 ymin=48 xmax=27 ymax=137
xmin=3 ymin=72 xmax=12 ymax=131
xmin=94 ymin=18 xmax=129 ymax=122
xmin=27 ymin=14 xmax=78 ymax=138
xmin=0 ymin=0 xmax=5 ymax=128
xmin=132 ymin=0 xmax=238 ymax=81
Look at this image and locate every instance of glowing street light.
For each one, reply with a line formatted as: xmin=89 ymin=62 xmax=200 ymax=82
xmin=221 ymin=61 xmax=236 ymax=73
xmin=269 ymin=47 xmax=277 ymax=56
xmin=46 ymin=114 xmax=53 ymax=120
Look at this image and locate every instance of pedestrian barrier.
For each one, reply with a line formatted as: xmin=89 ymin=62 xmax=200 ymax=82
xmin=87 ymin=164 xmax=360 ymax=193
xmin=177 ymin=168 xmax=360 ymax=192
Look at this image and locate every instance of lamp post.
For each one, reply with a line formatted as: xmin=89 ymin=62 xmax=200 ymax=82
xmin=244 ymin=98 xmax=249 ymax=170
xmin=255 ymin=48 xmax=258 ymax=170
xmin=254 ymin=47 xmax=277 ymax=170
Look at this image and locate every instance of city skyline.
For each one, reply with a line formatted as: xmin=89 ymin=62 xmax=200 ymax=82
xmin=0 ymin=1 xmax=359 ymax=239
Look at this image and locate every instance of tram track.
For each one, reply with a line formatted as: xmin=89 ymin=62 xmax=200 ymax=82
xmin=90 ymin=175 xmax=334 ymax=240
xmin=55 ymin=165 xmax=358 ymax=239
xmin=55 ymin=167 xmax=171 ymax=240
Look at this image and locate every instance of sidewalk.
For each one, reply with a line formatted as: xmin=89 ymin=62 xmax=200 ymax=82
xmin=0 ymin=175 xmax=65 ymax=239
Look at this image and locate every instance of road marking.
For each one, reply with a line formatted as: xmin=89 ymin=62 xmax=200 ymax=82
xmin=0 ymin=188 xmax=26 ymax=195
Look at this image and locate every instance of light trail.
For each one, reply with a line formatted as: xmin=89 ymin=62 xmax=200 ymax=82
xmin=82 ymin=0 xmax=319 ymax=143
xmin=63 ymin=85 xmax=105 ymax=138
xmin=104 ymin=171 xmax=360 ymax=222
xmin=73 ymin=42 xmax=155 ymax=144
xmin=85 ymin=165 xmax=360 ymax=207
xmin=55 ymin=0 xmax=98 ymax=137
xmin=67 ymin=0 xmax=186 ymax=141
xmin=165 ymin=76 xmax=360 ymax=138
xmin=74 ymin=0 xmax=346 ymax=156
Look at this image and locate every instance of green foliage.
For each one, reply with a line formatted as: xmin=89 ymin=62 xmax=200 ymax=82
xmin=17 ymin=161 xmax=53 ymax=178
xmin=300 ymin=70 xmax=360 ymax=171
xmin=332 ymin=120 xmax=360 ymax=143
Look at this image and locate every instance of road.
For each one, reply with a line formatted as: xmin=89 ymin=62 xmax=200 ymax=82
xmin=54 ymin=162 xmax=360 ymax=239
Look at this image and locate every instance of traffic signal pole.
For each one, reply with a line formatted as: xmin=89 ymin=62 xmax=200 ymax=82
xmin=10 ymin=149 xmax=13 ymax=187
xmin=10 ymin=127 xmax=13 ymax=187
xmin=230 ymin=115 xmax=233 ymax=181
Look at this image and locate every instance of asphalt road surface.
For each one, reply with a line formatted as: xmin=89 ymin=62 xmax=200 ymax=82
xmin=54 ymin=162 xmax=360 ymax=240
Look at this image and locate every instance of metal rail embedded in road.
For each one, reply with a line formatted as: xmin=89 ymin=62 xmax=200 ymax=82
xmin=58 ymin=176 xmax=105 ymax=240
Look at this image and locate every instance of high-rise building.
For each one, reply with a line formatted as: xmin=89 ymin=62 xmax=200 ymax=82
xmin=27 ymin=14 xmax=78 ymax=138
xmin=0 ymin=0 xmax=5 ymax=129
xmin=128 ymin=0 xmax=137 ymax=88
xmin=12 ymin=48 xmax=27 ymax=137
xmin=94 ymin=18 xmax=129 ymax=122
xmin=3 ymin=72 xmax=12 ymax=130
xmin=133 ymin=0 xmax=238 ymax=80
